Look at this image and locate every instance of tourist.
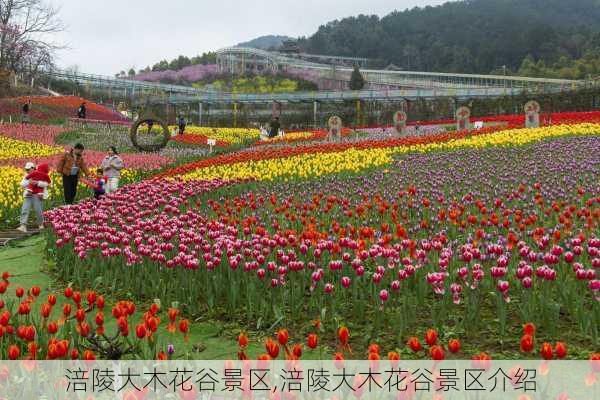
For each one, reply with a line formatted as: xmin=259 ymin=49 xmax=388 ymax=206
xmin=100 ymin=146 xmax=124 ymax=193
xmin=17 ymin=163 xmax=50 ymax=233
xmin=269 ymin=117 xmax=280 ymax=138
xmin=56 ymin=143 xmax=90 ymax=204
xmin=178 ymin=114 xmax=186 ymax=135
xmin=77 ymin=102 xmax=87 ymax=119
xmin=147 ymin=120 xmax=154 ymax=133
xmin=92 ymin=169 xmax=106 ymax=200
xmin=21 ymin=99 xmax=31 ymax=124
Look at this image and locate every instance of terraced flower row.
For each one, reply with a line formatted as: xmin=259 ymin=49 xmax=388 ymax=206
xmin=174 ymin=126 xmax=261 ymax=145
xmin=176 ymin=124 xmax=600 ymax=182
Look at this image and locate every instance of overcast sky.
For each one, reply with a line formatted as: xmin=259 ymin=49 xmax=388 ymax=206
xmin=53 ymin=0 xmax=447 ymax=75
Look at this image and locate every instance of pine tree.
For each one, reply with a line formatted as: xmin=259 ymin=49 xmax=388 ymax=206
xmin=349 ymin=65 xmax=365 ymax=90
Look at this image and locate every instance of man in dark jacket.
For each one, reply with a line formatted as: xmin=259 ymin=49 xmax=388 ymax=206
xmin=77 ymin=102 xmax=87 ymax=119
xmin=56 ymin=143 xmax=90 ymax=204
xmin=178 ymin=115 xmax=186 ymax=135
xmin=269 ymin=117 xmax=280 ymax=138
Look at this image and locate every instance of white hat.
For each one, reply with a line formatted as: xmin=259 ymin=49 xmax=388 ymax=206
xmin=25 ymin=162 xmax=36 ymax=170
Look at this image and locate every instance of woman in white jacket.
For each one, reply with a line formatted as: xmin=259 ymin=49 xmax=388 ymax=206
xmin=100 ymin=146 xmax=124 ymax=194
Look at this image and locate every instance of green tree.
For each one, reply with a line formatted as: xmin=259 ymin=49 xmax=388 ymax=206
xmin=349 ymin=65 xmax=365 ymax=90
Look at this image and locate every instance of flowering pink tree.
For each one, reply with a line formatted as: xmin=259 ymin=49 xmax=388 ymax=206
xmin=0 ymin=0 xmax=64 ymax=79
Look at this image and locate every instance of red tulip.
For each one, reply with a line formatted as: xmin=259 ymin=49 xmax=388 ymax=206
xmin=64 ymin=287 xmax=73 ymax=298
xmin=388 ymin=351 xmax=400 ymax=361
xmin=136 ymin=323 xmax=147 ymax=339
xmin=540 ymin=342 xmax=553 ymax=360
xmin=277 ymin=329 xmax=289 ymax=346
xmin=238 ymin=332 xmax=248 ymax=348
xmin=83 ymin=350 xmax=96 ymax=360
xmin=15 ymin=287 xmax=24 ymax=298
xmin=179 ymin=319 xmax=189 ymax=334
xmin=86 ymin=291 xmax=97 ymax=307
xmin=555 ymin=342 xmax=567 ymax=359
xmin=47 ymin=322 xmax=58 ymax=334
xmin=168 ymin=308 xmax=179 ymax=322
xmin=47 ymin=294 xmax=57 ymax=305
xmin=430 ymin=345 xmax=445 ymax=360
xmin=75 ymin=308 xmax=86 ymax=322
xmin=78 ymin=322 xmax=90 ymax=337
xmin=520 ymin=334 xmax=534 ymax=353
xmin=408 ymin=337 xmax=422 ymax=352
xmin=30 ymin=286 xmax=41 ymax=297
xmin=95 ymin=296 xmax=105 ymax=309
xmin=292 ymin=344 xmax=302 ymax=358
xmin=95 ymin=312 xmax=104 ymax=326
xmin=72 ymin=291 xmax=81 ymax=304
xmin=338 ymin=326 xmax=349 ymax=345
xmin=523 ymin=322 xmax=536 ymax=336
xmin=70 ymin=349 xmax=79 ymax=360
xmin=368 ymin=343 xmax=380 ymax=355
xmin=448 ymin=339 xmax=461 ymax=353
xmin=425 ymin=329 xmax=438 ymax=346
xmin=307 ymin=333 xmax=318 ymax=349
xmin=265 ymin=338 xmax=279 ymax=359
xmin=8 ymin=345 xmax=20 ymax=360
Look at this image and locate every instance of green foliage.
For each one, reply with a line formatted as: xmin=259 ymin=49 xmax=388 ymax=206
xmin=349 ymin=66 xmax=365 ymax=90
xmin=193 ymin=73 xmax=318 ymax=93
xmin=298 ymin=0 xmax=600 ymax=77
xmin=518 ymin=50 xmax=600 ymax=79
xmin=146 ymin=52 xmax=216 ymax=73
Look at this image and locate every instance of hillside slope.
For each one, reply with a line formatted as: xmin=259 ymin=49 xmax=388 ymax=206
xmin=298 ymin=0 xmax=600 ymax=77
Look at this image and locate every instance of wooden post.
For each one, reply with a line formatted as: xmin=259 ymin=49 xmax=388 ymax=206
xmin=233 ymin=102 xmax=238 ymax=128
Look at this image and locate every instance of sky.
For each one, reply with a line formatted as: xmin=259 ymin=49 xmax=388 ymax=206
xmin=53 ymin=0 xmax=447 ymax=75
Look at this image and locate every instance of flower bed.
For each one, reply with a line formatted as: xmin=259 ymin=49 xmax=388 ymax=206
xmin=172 ymin=126 xmax=260 ymax=145
xmin=45 ymin=132 xmax=599 ymax=351
xmin=8 ymin=96 xmax=129 ymax=122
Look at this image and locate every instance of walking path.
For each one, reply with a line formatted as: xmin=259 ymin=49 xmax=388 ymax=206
xmin=0 ymin=227 xmax=41 ymax=247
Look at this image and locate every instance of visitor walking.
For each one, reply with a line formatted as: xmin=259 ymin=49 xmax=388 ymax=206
xmin=100 ymin=146 xmax=124 ymax=194
xmin=269 ymin=117 xmax=280 ymax=138
xmin=178 ymin=114 xmax=186 ymax=135
xmin=77 ymin=102 xmax=87 ymax=119
xmin=21 ymin=99 xmax=31 ymax=124
xmin=17 ymin=162 xmax=51 ymax=233
xmin=56 ymin=143 xmax=90 ymax=204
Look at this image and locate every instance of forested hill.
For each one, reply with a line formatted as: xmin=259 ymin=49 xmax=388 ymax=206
xmin=298 ymin=0 xmax=600 ymax=78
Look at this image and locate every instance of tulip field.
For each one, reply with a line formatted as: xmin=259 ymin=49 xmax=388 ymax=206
xmin=1 ymin=105 xmax=599 ymax=361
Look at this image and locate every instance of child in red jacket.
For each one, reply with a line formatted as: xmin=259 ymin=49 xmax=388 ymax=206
xmin=25 ymin=164 xmax=51 ymax=197
xmin=18 ymin=163 xmax=51 ymax=233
